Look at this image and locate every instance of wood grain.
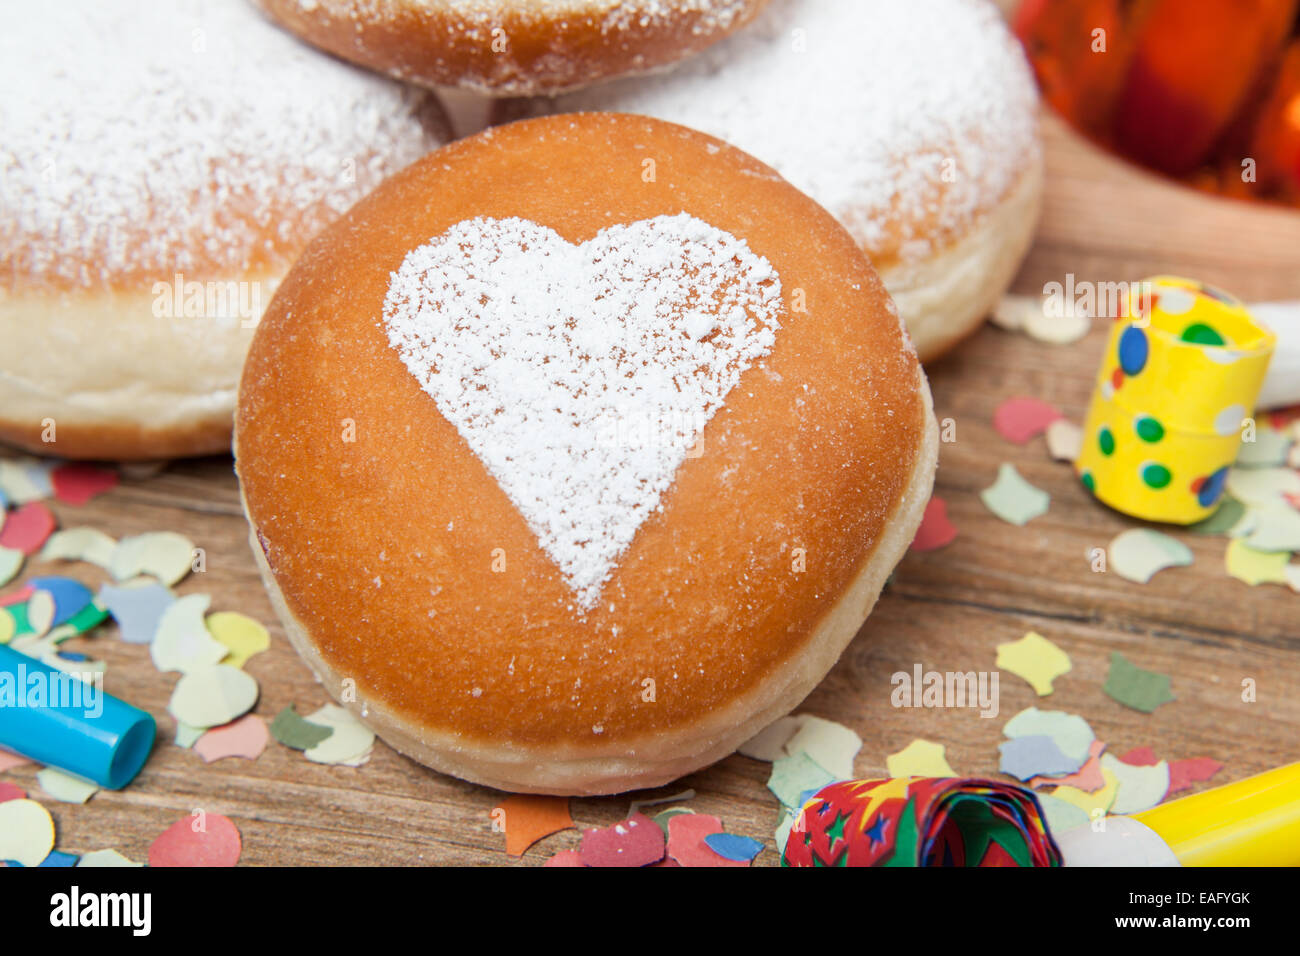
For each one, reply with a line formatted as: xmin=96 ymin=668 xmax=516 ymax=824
xmin=4 ymin=113 xmax=1298 ymax=867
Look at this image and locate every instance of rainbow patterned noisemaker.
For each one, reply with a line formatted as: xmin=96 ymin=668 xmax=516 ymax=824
xmin=1076 ymin=276 xmax=1276 ymax=524
xmin=781 ymin=777 xmax=1062 ymax=867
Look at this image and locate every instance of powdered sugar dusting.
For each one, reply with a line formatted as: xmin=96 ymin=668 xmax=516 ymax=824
xmin=382 ymin=214 xmax=784 ymax=609
xmin=1 ymin=0 xmax=443 ymax=292
xmin=544 ymin=0 xmax=1040 ymax=264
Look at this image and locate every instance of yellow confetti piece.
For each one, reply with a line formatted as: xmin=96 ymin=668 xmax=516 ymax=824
xmin=996 ymin=631 xmax=1072 ymax=696
xmin=206 ymin=611 xmax=270 ymax=669
xmin=1225 ymin=538 xmax=1290 ymax=586
xmin=110 ymin=531 xmax=196 ymax=586
xmin=37 ymin=767 xmax=100 ymax=804
xmin=885 ymin=739 xmax=956 ymax=778
xmin=0 ymin=798 xmax=56 ymax=867
xmin=1051 ymin=765 xmax=1120 ymax=819
xmin=0 ymin=609 xmax=14 ymax=645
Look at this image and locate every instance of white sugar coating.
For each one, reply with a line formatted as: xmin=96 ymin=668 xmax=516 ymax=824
xmin=382 ymin=213 xmax=784 ymax=609
xmin=0 ymin=0 xmax=445 ymax=291
xmin=544 ymin=0 xmax=1040 ymax=264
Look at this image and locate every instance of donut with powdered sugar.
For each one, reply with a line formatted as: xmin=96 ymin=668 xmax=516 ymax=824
xmin=0 ymin=0 xmax=450 ymax=459
xmin=235 ymin=113 xmax=939 ymax=794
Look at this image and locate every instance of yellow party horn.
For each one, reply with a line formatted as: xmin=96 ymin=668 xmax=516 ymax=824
xmin=1056 ymin=762 xmax=1300 ymax=866
xmin=1076 ymin=277 xmax=1276 ymax=524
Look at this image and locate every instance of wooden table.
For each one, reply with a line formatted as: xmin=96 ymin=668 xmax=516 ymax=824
xmin=8 ymin=114 xmax=1300 ymax=866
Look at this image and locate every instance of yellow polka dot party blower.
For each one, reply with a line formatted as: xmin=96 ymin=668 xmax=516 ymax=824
xmin=1076 ymin=276 xmax=1277 ymax=524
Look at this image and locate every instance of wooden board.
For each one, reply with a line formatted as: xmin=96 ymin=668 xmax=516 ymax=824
xmin=6 ymin=113 xmax=1300 ymax=867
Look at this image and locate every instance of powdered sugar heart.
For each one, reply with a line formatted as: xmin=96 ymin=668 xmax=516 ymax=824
xmin=382 ymin=213 xmax=784 ymax=610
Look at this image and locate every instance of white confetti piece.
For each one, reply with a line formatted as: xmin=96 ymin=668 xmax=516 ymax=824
xmin=76 ymin=848 xmax=143 ymax=867
xmin=0 ymin=546 xmax=22 ymax=586
xmin=980 ymin=463 xmax=1050 ymax=526
xmin=0 ymin=798 xmax=56 ymax=867
xmin=1102 ymin=754 xmax=1171 ymax=815
xmin=39 ymin=527 xmax=118 ymax=569
xmin=1108 ymin=528 xmax=1194 ymax=583
xmin=110 ymin=531 xmax=196 ymax=586
xmin=37 ymin=767 xmax=100 ymax=804
xmin=1045 ymin=419 xmax=1083 ymax=462
xmin=151 ymin=594 xmax=226 ymax=673
xmin=167 ymin=664 xmax=259 ymax=729
xmin=303 ymin=704 xmax=375 ymax=766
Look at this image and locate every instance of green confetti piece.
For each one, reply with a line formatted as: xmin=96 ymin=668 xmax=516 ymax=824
xmin=1188 ymin=497 xmax=1246 ymax=535
xmin=980 ymin=463 xmax=1050 ymax=526
xmin=270 ymin=704 xmax=334 ymax=751
xmin=64 ymin=600 xmax=110 ymax=635
xmin=766 ymin=751 xmax=836 ymax=809
xmin=1103 ymin=651 xmax=1175 ymax=713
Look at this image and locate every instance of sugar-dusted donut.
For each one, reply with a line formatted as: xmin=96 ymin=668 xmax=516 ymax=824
xmin=0 ymin=0 xmax=449 ymax=460
xmin=252 ymin=0 xmax=771 ymax=96
xmin=235 ymin=114 xmax=938 ymax=794
xmin=502 ymin=0 xmax=1044 ymax=361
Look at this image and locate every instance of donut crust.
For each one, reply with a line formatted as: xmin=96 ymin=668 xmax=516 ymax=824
xmin=235 ymin=114 xmax=937 ymax=793
xmin=252 ymin=0 xmax=770 ymax=95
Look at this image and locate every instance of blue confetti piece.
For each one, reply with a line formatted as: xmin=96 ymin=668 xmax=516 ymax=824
xmin=98 ymin=582 xmax=175 ymax=644
xmin=704 ymin=833 xmax=763 ymax=863
xmin=55 ymin=650 xmax=89 ymax=662
xmin=28 ymin=576 xmax=95 ymax=627
xmin=998 ymin=735 xmax=1083 ymax=782
xmin=38 ymin=850 xmax=79 ymax=868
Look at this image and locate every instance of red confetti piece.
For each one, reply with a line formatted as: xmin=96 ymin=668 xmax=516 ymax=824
xmin=993 ymin=397 xmax=1064 ymax=444
xmin=911 ymin=496 xmax=958 ymax=552
xmin=543 ymin=849 xmax=585 ymax=867
xmin=578 ymin=812 xmax=664 ymax=867
xmin=1118 ymin=745 xmax=1159 ymax=767
xmin=50 ymin=463 xmax=119 ymax=506
xmin=193 ymin=715 xmax=270 ymax=763
xmin=0 ymin=751 xmax=31 ymax=772
xmin=666 ymin=812 xmax=745 ymax=867
xmin=0 ymin=588 xmax=33 ymax=608
xmin=1166 ymin=757 xmax=1224 ymax=796
xmin=148 ymin=813 xmax=242 ymax=867
xmin=0 ymin=781 xmax=27 ymax=803
xmin=0 ymin=502 xmax=56 ymax=556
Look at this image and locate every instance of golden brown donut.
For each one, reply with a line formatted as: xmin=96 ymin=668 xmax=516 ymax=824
xmin=252 ymin=0 xmax=770 ymax=95
xmin=0 ymin=0 xmax=449 ymax=461
xmin=235 ymin=113 xmax=938 ymax=794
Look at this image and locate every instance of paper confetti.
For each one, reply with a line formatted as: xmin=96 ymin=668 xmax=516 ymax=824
xmin=981 ymin=463 xmax=1050 ymax=525
xmin=40 ymin=527 xmax=117 ymax=568
xmin=167 ymin=664 xmax=259 ymax=729
xmin=149 ymin=813 xmax=242 ymax=867
xmin=1030 ymin=740 xmax=1106 ymax=791
xmin=151 ymin=594 xmax=226 ymax=673
xmin=667 ymin=812 xmax=744 ymax=867
xmin=704 ymin=832 xmax=763 ymax=864
xmin=494 ymin=795 xmax=574 ymax=856
xmin=194 ymin=715 xmax=270 ymax=763
xmin=994 ymin=397 xmax=1063 ymax=444
xmin=1243 ymin=506 xmax=1300 ymax=553
xmin=0 ymin=781 xmax=26 ymax=802
xmin=302 ymin=705 xmax=374 ymax=765
xmin=1108 ymin=529 xmax=1194 ymax=583
xmin=1227 ymin=467 xmax=1300 ymax=507
xmin=992 ymin=293 xmax=1090 ymax=344
xmin=911 ymin=496 xmax=958 ymax=552
xmin=0 ymin=799 xmax=56 ymax=867
xmin=0 ymin=547 xmax=22 ymax=587
xmin=1189 ymin=497 xmax=1247 ymax=535
xmin=1235 ymin=428 xmax=1292 ymax=468
xmin=76 ymin=849 xmax=143 ymax=867
xmin=1118 ymin=745 xmax=1158 ymax=766
xmin=543 ymin=849 xmax=584 ymax=867
xmin=999 ymin=735 xmax=1081 ymax=781
xmin=1102 ymin=753 xmax=1170 ymax=814
xmin=50 ymin=463 xmax=119 ymax=505
xmin=996 ymin=631 xmax=1072 ymax=696
xmin=1167 ymin=757 xmax=1224 ymax=795
xmin=174 ymin=721 xmax=203 ymax=748
xmin=579 ymin=812 xmax=664 ymax=867
xmin=1036 ymin=793 xmax=1091 ymax=834
xmin=270 ymin=704 xmax=334 ymax=751
xmin=1103 ymin=652 xmax=1175 ymax=713
xmin=1045 ymin=419 xmax=1083 ymax=462
xmin=629 ymin=789 xmax=695 ymax=816
xmin=738 ymin=716 xmax=801 ymax=761
xmin=36 ymin=768 xmax=99 ymax=804
xmin=781 ymin=715 xmax=862 ymax=779
xmin=110 ymin=531 xmax=196 ymax=586
xmin=1050 ymin=766 xmax=1120 ymax=818
xmin=205 ymin=611 xmax=270 ymax=668
xmin=0 ymin=459 xmax=54 ymax=504
xmin=39 ymin=850 xmax=79 ymax=867
xmin=0 ymin=751 xmax=32 ymax=772
xmin=1003 ymin=708 xmax=1095 ymax=764
xmin=886 ymin=739 xmax=956 ymax=778
xmin=99 ymin=581 xmax=176 ymax=645
xmin=0 ymin=501 xmax=56 ymax=555
xmin=768 ymin=751 xmax=837 ymax=809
